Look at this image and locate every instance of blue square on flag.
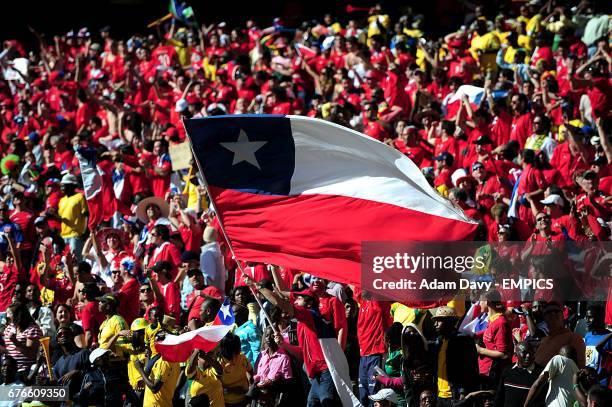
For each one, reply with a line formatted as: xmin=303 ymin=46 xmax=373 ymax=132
xmin=185 ymin=115 xmax=295 ymax=195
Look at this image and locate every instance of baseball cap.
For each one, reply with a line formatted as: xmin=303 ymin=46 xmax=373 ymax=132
xmin=434 ymin=152 xmax=451 ymax=161
xmin=369 ymin=388 xmax=398 ymax=404
xmin=433 ymin=152 xmax=454 ymax=165
xmin=591 ymin=156 xmax=607 ymax=166
xmin=582 ymin=170 xmax=597 ymax=180
xmin=89 ymin=348 xmax=110 ymax=364
xmin=96 ymin=293 xmax=118 ymax=306
xmin=34 ymin=216 xmax=47 ymax=225
xmin=540 ymin=194 xmax=564 ymax=207
xmin=131 ymin=318 xmax=148 ymax=331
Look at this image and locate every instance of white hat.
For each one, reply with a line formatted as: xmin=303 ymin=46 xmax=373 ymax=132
xmin=89 ymin=347 xmax=110 ymax=364
xmin=369 ymin=388 xmax=398 ymax=404
xmin=175 ymin=98 xmax=189 ymax=113
xmin=135 ymin=196 xmax=170 ymax=223
xmin=540 ymin=194 xmax=563 ymax=207
xmin=60 ymin=173 xmax=79 ymax=185
xmin=451 ymin=168 xmax=473 ymax=187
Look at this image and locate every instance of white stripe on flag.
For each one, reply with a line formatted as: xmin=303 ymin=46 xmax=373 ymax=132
xmin=319 ymin=338 xmax=362 ymax=407
xmin=288 ymin=115 xmax=475 ymax=224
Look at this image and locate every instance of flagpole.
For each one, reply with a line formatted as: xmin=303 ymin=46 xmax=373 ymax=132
xmin=181 ymin=119 xmax=279 ymax=334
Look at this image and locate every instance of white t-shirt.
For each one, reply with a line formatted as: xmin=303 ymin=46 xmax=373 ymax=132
xmin=543 ymin=354 xmax=579 ymax=407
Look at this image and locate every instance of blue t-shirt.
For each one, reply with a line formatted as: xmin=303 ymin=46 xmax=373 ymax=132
xmin=584 ymin=330 xmax=612 ymax=385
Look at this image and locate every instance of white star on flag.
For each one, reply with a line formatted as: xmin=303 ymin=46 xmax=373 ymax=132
xmin=219 ymin=302 xmax=232 ymax=320
xmin=220 ymin=129 xmax=267 ymax=170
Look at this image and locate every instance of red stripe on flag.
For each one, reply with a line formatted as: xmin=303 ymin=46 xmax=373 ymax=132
xmin=211 ymin=186 xmax=477 ymax=289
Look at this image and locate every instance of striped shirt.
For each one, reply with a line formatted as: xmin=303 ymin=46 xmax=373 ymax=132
xmin=3 ymin=323 xmax=43 ymax=372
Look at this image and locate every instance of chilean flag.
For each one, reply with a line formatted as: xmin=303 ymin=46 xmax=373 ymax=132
xmin=156 ymin=297 xmax=235 ymax=363
xmin=445 ymin=85 xmax=509 ymax=119
xmin=76 ymin=148 xmax=116 ymax=229
xmin=185 ymin=115 xmax=478 ymax=287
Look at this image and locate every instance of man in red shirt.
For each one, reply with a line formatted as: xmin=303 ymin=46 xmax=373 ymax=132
xmin=80 ymin=282 xmax=105 ymax=347
xmin=434 ymin=152 xmax=455 ymax=192
xmin=515 ymin=149 xmax=548 ymax=224
xmin=115 ymin=256 xmax=140 ymax=326
xmin=310 ymin=277 xmax=348 ymax=350
xmin=146 ymin=225 xmax=181 ymax=279
xmin=473 ymin=162 xmax=511 ymax=212
xmin=9 ymin=191 xmax=35 ymax=268
xmin=363 ymin=103 xmax=391 ymax=142
xmin=510 ymin=93 xmax=533 ymax=149
xmin=355 ymin=289 xmax=391 ymax=405
xmin=148 ymin=261 xmax=181 ymax=322
xmin=184 ymin=268 xmax=223 ymax=329
xmin=147 ymin=139 xmax=172 ymax=198
xmin=549 ymin=124 xmax=593 ymax=188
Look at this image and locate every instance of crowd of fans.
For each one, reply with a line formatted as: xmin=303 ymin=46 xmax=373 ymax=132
xmin=0 ymin=0 xmax=610 ymax=406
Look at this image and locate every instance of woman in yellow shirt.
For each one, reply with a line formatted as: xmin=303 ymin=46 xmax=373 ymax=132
xmin=185 ymin=349 xmax=225 ymax=407
xmin=218 ymin=333 xmax=252 ymax=406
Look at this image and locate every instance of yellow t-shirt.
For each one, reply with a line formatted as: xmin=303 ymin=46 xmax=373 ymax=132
xmin=182 ymin=176 xmax=205 ymax=211
xmin=143 ymin=359 xmax=181 ymax=407
xmin=58 ymin=193 xmax=87 ymax=238
xmin=98 ymin=314 xmax=129 ymax=359
xmin=167 ymin=38 xmax=191 ymax=68
xmin=128 ymin=352 xmax=147 ymax=390
xmin=145 ymin=323 xmax=162 ymax=357
xmin=186 ymin=365 xmax=224 ymax=407
xmin=470 ymin=32 xmax=500 ymax=72
xmin=517 ymin=34 xmax=534 ymax=53
xmin=219 ymin=354 xmax=251 ymax=404
xmin=526 ymin=14 xmax=542 ymax=36
xmin=437 ymin=339 xmax=452 ymax=398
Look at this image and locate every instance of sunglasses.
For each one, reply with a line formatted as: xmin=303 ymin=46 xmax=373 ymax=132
xmin=536 ymin=216 xmax=550 ymax=222
xmin=140 ymin=288 xmax=152 ymax=293
xmin=111 ymin=270 xmax=121 ymax=274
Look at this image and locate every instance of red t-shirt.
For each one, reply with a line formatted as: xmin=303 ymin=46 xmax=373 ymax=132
xmin=149 ymin=154 xmax=172 ymax=198
xmin=491 ymin=111 xmax=512 ymax=147
xmin=478 ymin=314 xmax=512 ymax=376
xmin=185 ymin=286 xmax=224 ymax=322
xmin=179 ymin=223 xmax=203 ymax=253
xmin=158 ymin=281 xmax=181 ymax=321
xmin=148 ymin=241 xmax=182 ymax=279
xmin=9 ymin=210 xmax=34 ymax=251
xmin=357 ymin=299 xmax=391 ymax=356
xmin=549 ymin=142 xmax=591 ymax=188
xmin=510 ymin=112 xmax=533 ymax=149
xmin=117 ymin=278 xmax=141 ymax=326
xmin=295 ymin=305 xmax=328 ymax=378
xmin=363 ymin=120 xmax=389 ymax=142
xmin=317 ymin=293 xmax=348 ymax=349
xmin=81 ymin=301 xmax=104 ymax=335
